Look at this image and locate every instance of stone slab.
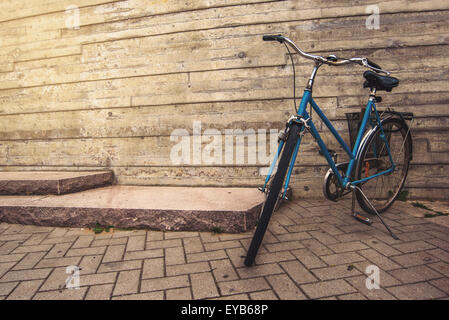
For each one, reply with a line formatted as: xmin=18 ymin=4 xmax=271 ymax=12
xmin=0 ymin=186 xmax=264 ymax=233
xmin=0 ymin=171 xmax=114 ymax=195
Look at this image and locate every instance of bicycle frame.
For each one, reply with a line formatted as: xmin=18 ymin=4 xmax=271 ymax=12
xmin=262 ymin=87 xmax=396 ymax=197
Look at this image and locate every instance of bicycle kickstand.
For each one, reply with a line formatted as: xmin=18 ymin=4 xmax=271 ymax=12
xmin=350 ymin=185 xmax=399 ymax=240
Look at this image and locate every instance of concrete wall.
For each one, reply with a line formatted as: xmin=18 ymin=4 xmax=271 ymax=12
xmin=0 ymin=0 xmax=448 ymax=199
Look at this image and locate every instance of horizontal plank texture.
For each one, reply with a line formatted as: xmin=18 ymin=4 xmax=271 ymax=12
xmin=0 ymin=0 xmax=448 ymax=199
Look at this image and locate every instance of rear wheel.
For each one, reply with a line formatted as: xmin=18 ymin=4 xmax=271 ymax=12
xmin=244 ymin=123 xmax=301 ymax=267
xmin=355 ymin=117 xmax=412 ymax=214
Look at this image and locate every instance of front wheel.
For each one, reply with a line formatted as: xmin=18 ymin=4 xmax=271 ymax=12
xmin=355 ymin=117 xmax=412 ymax=214
xmin=244 ymin=123 xmax=301 ymax=267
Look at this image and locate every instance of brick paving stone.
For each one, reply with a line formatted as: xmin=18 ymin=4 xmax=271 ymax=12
xmin=218 ymin=278 xmax=270 ymax=296
xmin=85 ymin=284 xmax=114 ymax=300
xmin=393 ymin=240 xmax=436 ymax=253
xmin=124 ymin=249 xmax=164 ymax=261
xmin=78 ymin=255 xmax=102 ymax=274
xmin=46 ymin=228 xmax=68 ymax=239
xmin=210 ymin=259 xmax=239 ymax=282
xmin=66 ymin=246 xmax=106 ymax=257
xmin=0 ymin=233 xmax=30 ymax=242
xmin=33 ymin=287 xmax=88 ymax=300
xmin=427 ymin=248 xmax=449 ymax=263
xmin=204 ymin=240 xmax=242 ymax=251
xmin=165 ymin=246 xmax=186 ymax=265
xmin=320 ymin=252 xmax=365 ymax=266
xmin=187 ymin=250 xmax=227 ymax=263
xmin=45 ymin=242 xmax=73 ymax=259
xmin=338 ymin=293 xmax=367 ymax=300
xmin=213 ymin=293 xmax=249 ymax=300
xmin=165 ymin=231 xmax=199 ymax=239
xmin=0 ymin=268 xmax=52 ymax=283
xmin=291 ymin=249 xmax=327 ymax=269
xmin=267 ymin=220 xmax=288 ymax=234
xmin=113 ymin=270 xmax=140 ymax=296
xmin=361 ymin=238 xmax=401 ymax=256
xmin=7 ymin=279 xmax=43 ymax=300
xmin=36 ymin=256 xmax=81 ymax=269
xmin=225 ymin=247 xmax=247 ymax=268
xmin=21 ymin=233 xmax=48 ymax=246
xmin=142 ymin=258 xmax=164 ymax=279
xmin=388 ymin=265 xmax=443 ymax=284
xmin=276 ymin=232 xmax=311 ymax=242
xmin=146 ymin=231 xmax=164 ymax=242
xmin=102 ymin=244 xmax=126 ymax=263
xmin=12 ymin=252 xmax=46 ymax=270
xmin=0 ymin=282 xmax=18 ymax=296
xmin=199 ymin=232 xmax=220 ymax=243
xmin=191 ymin=272 xmax=219 ymax=299
xmin=312 ymin=264 xmax=362 ymax=281
xmin=264 ymin=240 xmax=305 ymax=252
xmin=146 ymin=239 xmax=182 ymax=250
xmin=301 ymin=279 xmax=357 ymax=299
xmin=0 ymin=199 xmax=448 ymax=300
xmin=426 ymin=238 xmax=449 ymax=252
xmin=430 ymin=278 xmax=449 ymax=294
xmin=351 ymin=261 xmax=402 ymax=287
xmin=166 ymin=262 xmax=210 ymax=277
xmin=308 ymin=230 xmax=340 ymax=245
xmin=301 ymin=239 xmax=333 ymax=256
xmin=12 ymin=244 xmax=53 ymax=254
xmin=236 ymin=263 xmax=283 ymax=279
xmin=127 ymin=236 xmax=146 ymax=252
xmin=112 ymin=291 xmax=164 ymax=300
xmin=391 ymin=251 xmax=440 ymax=268
xmin=328 ymin=241 xmax=369 ymax=253
xmin=141 ymin=275 xmax=189 ymax=292
xmin=254 ymin=251 xmax=295 ymax=265
xmin=183 ymin=237 xmax=205 ymax=254
xmin=428 ymin=262 xmax=449 ymax=277
xmin=90 ymin=237 xmax=127 ymax=247
xmin=41 ymin=235 xmax=78 ymax=245
xmin=71 ymin=235 xmax=94 ymax=248
xmin=166 ymin=287 xmax=192 ymax=300
xmin=249 ymin=290 xmax=278 ymax=300
xmin=357 ymin=249 xmax=401 ymax=270
xmin=266 ymin=274 xmax=307 ymax=300
xmin=345 ymin=276 xmax=397 ymax=300
xmin=280 ymin=260 xmax=317 ymax=284
xmin=98 ymin=260 xmax=142 ymax=273
xmin=386 ymin=282 xmax=446 ymax=300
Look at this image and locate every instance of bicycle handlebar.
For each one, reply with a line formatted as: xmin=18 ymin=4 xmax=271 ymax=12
xmin=263 ymin=34 xmax=391 ymax=75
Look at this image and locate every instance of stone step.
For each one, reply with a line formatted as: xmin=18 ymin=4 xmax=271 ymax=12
xmin=0 ymin=186 xmax=265 ymax=233
xmin=0 ymin=171 xmax=114 ymax=195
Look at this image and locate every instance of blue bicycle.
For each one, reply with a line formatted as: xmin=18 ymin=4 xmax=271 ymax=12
xmin=244 ymin=35 xmax=413 ymax=267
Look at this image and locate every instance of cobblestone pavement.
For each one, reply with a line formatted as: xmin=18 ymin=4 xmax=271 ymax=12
xmin=0 ymin=199 xmax=448 ymax=300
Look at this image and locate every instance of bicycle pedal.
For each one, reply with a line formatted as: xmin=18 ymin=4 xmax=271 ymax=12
xmin=353 ymin=213 xmax=373 ymax=226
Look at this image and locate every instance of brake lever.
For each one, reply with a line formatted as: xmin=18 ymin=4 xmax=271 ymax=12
xmin=361 ymin=58 xmax=391 ymax=75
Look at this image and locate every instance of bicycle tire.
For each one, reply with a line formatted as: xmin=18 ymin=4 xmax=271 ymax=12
xmin=244 ymin=123 xmax=301 ymax=267
xmin=355 ymin=117 xmax=412 ymax=214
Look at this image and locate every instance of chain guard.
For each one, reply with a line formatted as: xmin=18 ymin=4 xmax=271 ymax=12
xmin=323 ymin=162 xmax=349 ymax=201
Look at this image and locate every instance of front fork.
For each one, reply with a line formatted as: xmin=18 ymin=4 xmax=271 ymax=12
xmin=259 ymin=122 xmax=304 ymax=200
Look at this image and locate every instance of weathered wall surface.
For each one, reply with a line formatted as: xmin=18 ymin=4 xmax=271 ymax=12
xmin=0 ymin=0 xmax=448 ymax=199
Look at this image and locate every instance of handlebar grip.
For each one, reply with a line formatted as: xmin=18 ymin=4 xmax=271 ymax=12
xmin=262 ymin=34 xmax=284 ymax=43
xmin=366 ymin=59 xmax=382 ymax=71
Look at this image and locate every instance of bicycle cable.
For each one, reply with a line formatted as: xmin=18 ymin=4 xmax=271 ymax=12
xmin=283 ymin=42 xmax=298 ymax=114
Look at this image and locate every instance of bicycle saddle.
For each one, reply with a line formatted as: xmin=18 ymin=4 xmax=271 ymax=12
xmin=363 ymin=71 xmax=399 ymax=92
